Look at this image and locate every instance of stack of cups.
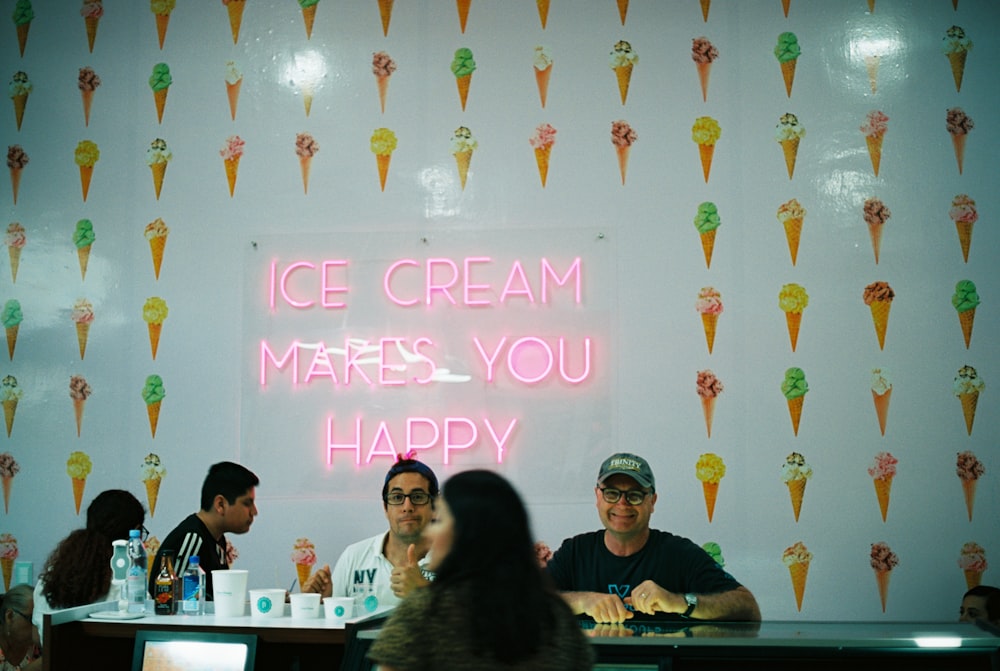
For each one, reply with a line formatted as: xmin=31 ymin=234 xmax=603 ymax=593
xmin=211 ymin=570 xmax=249 ymax=617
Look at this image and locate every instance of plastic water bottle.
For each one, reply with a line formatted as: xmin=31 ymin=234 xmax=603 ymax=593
xmin=126 ymin=529 xmax=148 ymax=614
xmin=181 ymin=555 xmax=206 ymax=615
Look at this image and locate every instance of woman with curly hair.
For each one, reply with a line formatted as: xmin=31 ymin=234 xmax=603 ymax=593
xmin=368 ymin=470 xmax=593 ymax=670
xmin=32 ymin=490 xmax=145 ymax=643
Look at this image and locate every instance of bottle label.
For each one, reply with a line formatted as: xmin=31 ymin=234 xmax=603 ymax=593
xmin=154 ymin=582 xmax=174 ymax=615
xmin=182 ymin=574 xmax=201 ymax=613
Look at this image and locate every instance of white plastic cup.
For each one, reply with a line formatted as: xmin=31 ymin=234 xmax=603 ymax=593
xmin=324 ymin=596 xmax=354 ymax=625
xmin=290 ymin=592 xmax=322 ymax=619
xmin=212 ymin=569 xmax=249 ymax=617
xmin=249 ymin=588 xmax=287 ymax=618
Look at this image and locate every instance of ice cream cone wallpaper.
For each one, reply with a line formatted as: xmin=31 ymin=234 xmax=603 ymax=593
xmin=958 ymin=542 xmax=987 ymax=590
xmin=1 ymin=2 xmax=997 ymax=625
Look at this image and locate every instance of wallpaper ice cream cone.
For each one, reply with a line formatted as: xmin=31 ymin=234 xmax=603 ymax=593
xmin=295 ymin=133 xmax=320 ymax=195
xmin=868 ymin=451 xmax=897 ymax=522
xmin=695 ymin=453 xmax=725 ymax=522
xmin=953 ymin=365 xmax=984 ymax=436
xmin=74 ymin=141 xmax=99 ymax=202
xmin=451 ymin=48 xmax=476 ymax=111
xmin=225 ymin=61 xmax=243 ymax=120
xmin=609 ymin=41 xmax=638 ymax=105
xmin=695 ymin=287 xmax=722 ymax=354
xmin=450 ymin=126 xmax=477 ymax=191
xmin=143 ymin=297 xmax=168 ymax=360
xmin=370 ymin=128 xmax=397 ymax=191
xmin=533 ymin=45 xmax=553 ymax=108
xmin=7 ymin=145 xmax=29 ymax=205
xmin=870 ymin=542 xmax=899 ymax=613
xmin=946 ymin=107 xmax=973 ymax=175
xmin=0 ymin=453 xmax=19 ymax=514
xmin=2 ymin=301 xmax=22 ymax=362
xmin=783 ymin=542 xmax=812 ymax=611
xmin=948 ymin=194 xmax=977 ymax=263
xmin=778 ymin=284 xmax=808 ymax=352
xmin=956 ymin=451 xmax=984 ymax=522
xmin=774 ymin=32 xmax=800 ymax=97
xmin=220 ymin=135 xmax=245 ymax=197
xmin=142 ymin=374 xmax=165 ymax=439
xmin=862 ymin=281 xmax=893 ymax=350
xmin=775 ymin=113 xmax=805 ymax=179
xmin=0 ymin=377 xmax=22 ymax=438
xmin=146 ymin=138 xmax=172 ymax=200
xmin=0 ymin=533 xmax=17 ymax=590
xmin=8 ymin=71 xmax=31 ymax=131
xmin=372 ymin=51 xmax=396 ymax=114
xmin=870 ymin=369 xmax=892 ymax=436
xmin=781 ymin=453 xmax=812 ymax=522
xmin=4 ymin=223 xmax=25 ymax=284
xmin=693 ymin=202 xmax=720 ymax=268
xmin=152 ymin=0 xmax=175 ymax=49
xmin=696 ymin=370 xmax=723 ymax=438
xmin=942 ymin=26 xmax=972 ymax=92
xmin=78 ymin=67 xmax=101 ymax=126
xmin=73 ymin=219 xmax=95 ymax=281
xmin=71 ymin=299 xmax=94 ymax=360
xmin=529 ymin=123 xmax=556 ymax=188
xmin=691 ymin=37 xmax=718 ymax=102
xmin=691 ymin=117 xmax=720 ymax=182
xmin=781 ymin=368 xmax=808 ymax=436
xmin=141 ymin=453 xmax=166 ymax=517
xmin=776 ymin=199 xmax=805 ymax=265
xmin=951 ymin=280 xmax=979 ymax=349
xmin=957 ymin=542 xmax=987 ymax=590
xmin=145 ymin=218 xmax=169 ymax=280
xmin=66 ymin=451 xmax=92 ymax=515
xmin=69 ymin=375 xmax=91 ymax=437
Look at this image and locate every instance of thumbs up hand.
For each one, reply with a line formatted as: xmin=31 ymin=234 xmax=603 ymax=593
xmin=390 ymin=544 xmax=429 ymax=598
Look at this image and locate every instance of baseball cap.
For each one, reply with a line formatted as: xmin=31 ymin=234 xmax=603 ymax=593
xmin=597 ymin=453 xmax=655 ymax=490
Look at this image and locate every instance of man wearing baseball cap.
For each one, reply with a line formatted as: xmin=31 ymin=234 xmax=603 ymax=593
xmin=545 ymin=452 xmax=761 ymax=623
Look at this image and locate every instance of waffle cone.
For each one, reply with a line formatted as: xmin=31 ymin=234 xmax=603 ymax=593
xmin=780 ymin=58 xmax=797 ymax=97
xmin=784 ymin=310 xmax=802 ymax=352
xmin=81 ymin=89 xmax=94 ymax=126
xmin=696 ymin=62 xmax=711 ymax=101
xmin=788 ymin=561 xmax=809 ymax=611
xmin=954 ymin=220 xmax=973 ymax=263
xmin=868 ymin=221 xmax=883 ymax=264
xmin=300 ymin=155 xmax=313 ymax=194
xmin=700 ymin=0 xmax=711 ymax=21
xmin=2 ymin=399 xmax=16 ymax=437
xmin=615 ymin=145 xmax=630 ymax=185
xmin=376 ymin=74 xmax=390 ymax=113
xmin=151 ymin=162 xmax=167 ymax=200
xmin=958 ymin=308 xmax=975 ymax=348
xmin=701 ymin=481 xmax=719 ymax=522
xmin=865 ymin=55 xmax=879 ymax=94
xmin=149 ymin=236 xmax=166 ymax=280
xmin=701 ymin=396 xmax=716 ymax=438
xmin=787 ymin=478 xmax=806 ymax=521
xmin=698 ymin=143 xmax=714 ymax=182
xmin=1 ymin=557 xmax=12 ymax=591
xmin=73 ymin=476 xmax=86 ymax=514
xmin=376 ymin=153 xmax=391 ymax=191
xmin=148 ymin=322 xmax=162 ymax=360
xmin=869 ymin=300 xmax=891 ymax=350
xmin=699 ymin=229 xmax=716 ymax=268
xmin=147 ymin=400 xmax=162 ymax=438
xmin=80 ymin=165 xmax=93 ymax=201
xmin=156 ymin=13 xmax=169 ymax=49
xmin=77 ymin=244 xmax=91 ymax=281
xmin=145 ymin=478 xmax=162 ymax=517
xmin=456 ymin=0 xmax=470 ymax=32
xmin=959 ymin=390 xmax=978 ymax=435
xmin=534 ymin=145 xmax=551 ymax=187
xmin=865 ymin=134 xmax=883 ymax=177
xmin=780 ymin=138 xmax=799 ymax=179
xmin=781 ymin=0 xmax=791 ymax=17
xmin=9 ymin=167 xmax=20 ymax=205
xmin=7 ymin=247 xmax=20 ymax=284
xmin=16 ymin=22 xmax=29 ymax=57
xmin=303 ymin=88 xmax=313 ymax=116
xmin=614 ymin=64 xmax=633 ymax=105
xmin=13 ymin=94 xmax=27 ymax=131
xmin=872 ymin=388 xmax=891 ymax=436
xmin=868 ymin=0 xmax=875 ymax=10
xmin=782 ymin=216 xmax=802 ymax=265
xmin=701 ymin=312 xmax=718 ymax=354
xmin=873 ymin=475 xmax=893 ymax=521
xmin=617 ymin=0 xmax=629 ymax=24
xmin=225 ymin=156 xmax=240 ymax=197
xmin=456 ymin=73 xmax=472 ymax=110
xmin=951 ymin=133 xmax=966 ymax=175
xmin=454 ymin=151 xmax=472 ymax=190
xmin=227 ymin=79 xmax=242 ymax=120
xmin=964 ymin=569 xmax=982 ymax=590
xmin=537 ymin=0 xmax=550 ymax=28
xmin=947 ymin=51 xmax=967 ymax=93
xmin=378 ymin=0 xmax=394 ymax=36
xmin=76 ymin=321 xmax=90 ymax=359
xmin=154 ymin=87 xmax=168 ymax=123
xmin=875 ymin=569 xmax=891 ymax=612
xmin=85 ymin=16 xmax=99 ymax=52
xmin=302 ymin=4 xmax=317 ymax=38
xmin=535 ymin=64 xmax=552 ymax=108
xmin=787 ymin=395 xmax=803 ymax=435
xmin=296 ymin=563 xmax=312 ymax=589
xmin=74 ymin=397 xmax=85 ymax=437
xmin=961 ymin=478 xmax=977 ymax=521
xmin=227 ymin=0 xmax=245 ymax=44
xmin=2 ymin=476 xmax=11 ymax=514
xmin=5 ymin=325 xmax=17 ymax=361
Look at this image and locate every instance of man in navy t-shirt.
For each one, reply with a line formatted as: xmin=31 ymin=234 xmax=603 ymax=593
xmin=546 ymin=452 xmax=761 ymax=624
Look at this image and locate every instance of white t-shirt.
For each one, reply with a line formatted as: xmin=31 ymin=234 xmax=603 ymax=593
xmin=330 ymin=532 xmax=432 ymax=610
xmin=32 ymin=579 xmax=115 ymax=646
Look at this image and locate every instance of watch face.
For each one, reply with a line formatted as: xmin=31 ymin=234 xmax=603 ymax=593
xmin=685 ymin=593 xmax=698 ymax=606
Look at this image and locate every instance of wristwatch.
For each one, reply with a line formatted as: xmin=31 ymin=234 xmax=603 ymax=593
xmin=682 ymin=593 xmax=698 ymax=617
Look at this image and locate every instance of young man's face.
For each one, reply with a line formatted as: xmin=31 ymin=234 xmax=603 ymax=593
xmin=960 ymin=595 xmax=990 ymax=623
xmin=220 ymin=487 xmax=257 ymax=534
xmin=383 ymin=472 xmax=433 ymax=545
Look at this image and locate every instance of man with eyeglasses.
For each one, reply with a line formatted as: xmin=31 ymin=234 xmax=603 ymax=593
xmin=546 ymin=452 xmax=761 ymax=624
xmin=302 ymin=454 xmax=438 ymax=608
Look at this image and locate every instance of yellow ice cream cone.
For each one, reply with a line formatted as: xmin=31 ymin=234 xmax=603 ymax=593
xmin=537 ymin=0 xmax=550 ymax=28
xmin=868 ymin=222 xmax=883 ymax=264
xmin=698 ymin=143 xmax=714 ymax=182
xmin=701 ymin=481 xmax=719 ymax=522
xmin=784 ymin=311 xmax=801 ymax=352
xmin=225 ymin=156 xmax=240 ymax=197
xmin=156 ymin=13 xmax=170 ymax=49
xmin=696 ymin=62 xmax=711 ymax=102
xmin=145 ymin=478 xmax=161 ymax=517
xmin=872 ymin=388 xmax=891 ymax=436
xmin=788 ymin=561 xmax=809 ymax=611
xmin=787 ymin=479 xmax=806 ymax=521
xmin=780 ymin=137 xmax=799 ymax=179
xmin=378 ymin=0 xmax=394 ymax=36
xmin=700 ymin=0 xmax=711 ymax=21
xmin=959 ymin=390 xmax=978 ymax=435
xmin=869 ymin=300 xmax=890 ymax=350
xmin=9 ymin=167 xmax=21 ymax=205
xmin=781 ymin=0 xmax=791 ymax=17
xmin=76 ymin=322 xmax=90 ymax=359
xmin=72 ymin=476 xmax=86 ymax=514
xmin=376 ymin=153 xmax=391 ymax=191
xmin=227 ymin=0 xmax=245 ymax=44
xmin=700 ymin=312 xmax=718 ymax=354
xmin=299 ymin=156 xmax=313 ymax=195
xmin=16 ymin=22 xmax=29 ymax=57
xmin=81 ymin=89 xmax=94 ymax=126
xmin=377 ymin=74 xmax=390 ymax=113
xmin=866 ymin=134 xmax=883 ymax=177
xmin=534 ymin=145 xmax=551 ymax=188
xmin=951 ymin=133 xmax=966 ymax=175
xmin=873 ymin=475 xmax=892 ymax=521
xmin=454 ymin=150 xmax=472 ymax=190
xmin=614 ymin=64 xmax=633 ymax=105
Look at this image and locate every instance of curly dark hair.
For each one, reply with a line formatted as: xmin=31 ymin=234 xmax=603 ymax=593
xmin=40 ymin=489 xmax=145 ymax=608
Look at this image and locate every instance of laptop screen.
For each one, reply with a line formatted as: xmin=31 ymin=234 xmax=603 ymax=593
xmin=132 ymin=630 xmax=257 ymax=671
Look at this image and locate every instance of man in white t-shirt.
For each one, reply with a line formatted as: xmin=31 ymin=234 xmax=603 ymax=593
xmin=302 ymin=455 xmax=437 ymax=610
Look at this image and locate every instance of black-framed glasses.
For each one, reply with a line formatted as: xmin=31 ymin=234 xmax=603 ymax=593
xmin=599 ymin=487 xmax=651 ymax=506
xmin=137 ymin=525 xmax=150 ymax=541
xmin=385 ymin=491 xmax=432 ymax=506
xmin=10 ymin=608 xmax=32 ymax=624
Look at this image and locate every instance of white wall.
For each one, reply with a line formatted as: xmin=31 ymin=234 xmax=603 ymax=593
xmin=2 ymin=0 xmax=998 ymax=621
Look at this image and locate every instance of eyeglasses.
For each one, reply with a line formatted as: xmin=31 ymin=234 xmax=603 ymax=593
xmin=10 ymin=608 xmax=31 ymax=624
xmin=136 ymin=525 xmax=150 ymax=541
xmin=385 ymin=491 xmax=432 ymax=506
xmin=599 ymin=487 xmax=651 ymax=506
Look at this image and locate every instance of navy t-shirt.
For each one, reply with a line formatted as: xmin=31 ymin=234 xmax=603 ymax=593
xmin=545 ymin=529 xmax=741 ymax=620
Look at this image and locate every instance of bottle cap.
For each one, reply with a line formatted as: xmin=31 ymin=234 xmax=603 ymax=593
xmin=189 ymin=556 xmax=199 ymax=566
xmin=129 ymin=528 xmax=141 ymax=538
